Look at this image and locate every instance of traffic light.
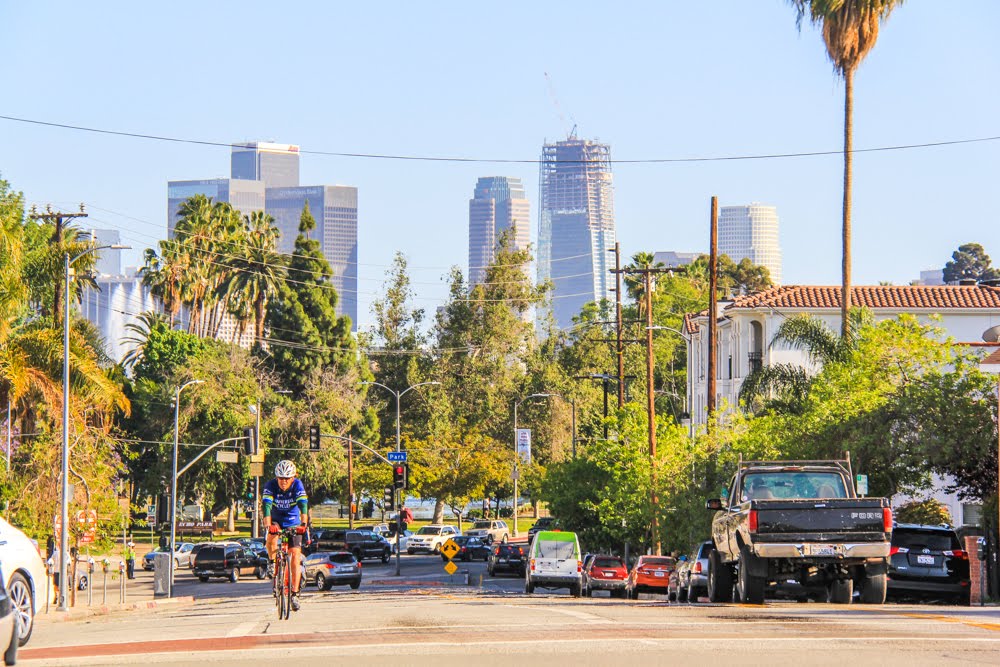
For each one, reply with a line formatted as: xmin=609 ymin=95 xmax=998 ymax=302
xmin=243 ymin=427 xmax=257 ymax=456
xmin=308 ymin=424 xmax=321 ymax=451
xmin=245 ymin=479 xmax=254 ymax=501
xmin=383 ymin=485 xmax=395 ymax=511
xmin=393 ymin=464 xmax=406 ymax=490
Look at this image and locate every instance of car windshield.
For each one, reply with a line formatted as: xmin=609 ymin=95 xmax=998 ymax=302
xmin=741 ymin=471 xmax=848 ymax=501
xmin=417 ymin=527 xmax=442 ymax=535
xmin=593 ymin=557 xmax=623 ymax=568
xmin=893 ymin=530 xmax=960 ymax=551
xmin=472 ymin=521 xmax=492 ymax=529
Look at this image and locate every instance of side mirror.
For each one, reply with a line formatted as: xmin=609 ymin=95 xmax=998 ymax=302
xmin=705 ymin=498 xmax=724 ymax=511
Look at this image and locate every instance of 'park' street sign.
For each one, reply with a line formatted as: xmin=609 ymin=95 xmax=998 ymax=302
xmin=387 ymin=451 xmax=408 ymax=463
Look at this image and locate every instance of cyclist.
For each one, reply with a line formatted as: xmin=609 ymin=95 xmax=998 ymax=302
xmin=263 ymin=460 xmax=309 ymax=612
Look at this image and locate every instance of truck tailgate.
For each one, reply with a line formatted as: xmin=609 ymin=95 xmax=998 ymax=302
xmin=754 ymin=499 xmax=888 ymax=540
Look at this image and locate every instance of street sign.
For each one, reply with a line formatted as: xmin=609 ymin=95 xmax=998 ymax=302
xmin=443 ymin=560 xmax=458 ymax=575
xmin=387 ymin=451 xmax=408 ymax=463
xmin=856 ymin=474 xmax=869 ymax=497
xmin=250 ymin=452 xmax=266 ymax=463
xmin=249 ymin=462 xmax=264 ymax=477
xmin=440 ymin=539 xmax=460 ymax=561
xmin=146 ymin=504 xmax=155 ymax=523
xmin=516 ymin=428 xmax=531 ymax=464
xmin=216 ymin=450 xmax=239 ymax=464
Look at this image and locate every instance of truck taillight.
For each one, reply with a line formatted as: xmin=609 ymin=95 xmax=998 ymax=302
xmin=694 ymin=562 xmax=702 ymax=574
xmin=882 ymin=507 xmax=893 ymax=533
xmin=748 ymin=509 xmax=758 ymax=533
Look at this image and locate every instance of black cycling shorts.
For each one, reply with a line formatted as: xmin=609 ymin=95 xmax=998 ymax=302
xmin=271 ymin=525 xmax=305 ymax=549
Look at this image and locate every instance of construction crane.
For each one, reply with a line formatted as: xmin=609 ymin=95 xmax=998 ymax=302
xmin=544 ymin=72 xmax=577 ymax=139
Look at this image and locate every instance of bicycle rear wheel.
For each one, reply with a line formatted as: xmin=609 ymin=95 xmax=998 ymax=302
xmin=281 ymin=556 xmax=292 ymax=620
xmin=274 ymin=557 xmax=286 ymax=619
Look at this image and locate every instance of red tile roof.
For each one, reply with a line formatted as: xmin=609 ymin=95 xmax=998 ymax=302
xmin=725 ymin=285 xmax=1000 ymax=311
xmin=683 ymin=285 xmax=1000 ymax=334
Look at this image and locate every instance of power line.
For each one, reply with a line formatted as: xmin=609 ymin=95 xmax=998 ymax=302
xmin=4 ymin=113 xmax=998 ymax=164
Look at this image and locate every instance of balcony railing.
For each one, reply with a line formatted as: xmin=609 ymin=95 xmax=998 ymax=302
xmin=748 ymin=352 xmax=763 ymax=374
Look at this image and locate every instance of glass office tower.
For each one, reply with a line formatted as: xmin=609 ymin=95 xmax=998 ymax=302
xmin=231 ymin=142 xmax=300 ymax=189
xmin=468 ymin=176 xmax=531 ymax=285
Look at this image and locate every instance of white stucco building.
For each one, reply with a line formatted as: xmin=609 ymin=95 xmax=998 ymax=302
xmin=684 ymin=284 xmax=1000 ymax=526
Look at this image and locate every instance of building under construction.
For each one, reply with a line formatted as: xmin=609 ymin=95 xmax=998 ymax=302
xmin=537 ymin=136 xmax=617 ymax=331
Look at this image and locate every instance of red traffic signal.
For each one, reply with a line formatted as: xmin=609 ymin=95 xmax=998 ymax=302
xmin=393 ymin=464 xmax=407 ymax=490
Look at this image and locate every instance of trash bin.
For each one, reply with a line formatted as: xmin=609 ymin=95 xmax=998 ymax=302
xmin=153 ymin=552 xmax=172 ymax=596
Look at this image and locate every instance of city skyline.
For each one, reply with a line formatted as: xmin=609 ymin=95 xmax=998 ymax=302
xmin=468 ymin=176 xmax=531 ymax=286
xmin=2 ymin=2 xmax=997 ymax=332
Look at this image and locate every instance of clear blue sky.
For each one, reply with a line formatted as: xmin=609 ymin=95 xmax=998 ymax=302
xmin=2 ymin=1 xmax=997 ymax=330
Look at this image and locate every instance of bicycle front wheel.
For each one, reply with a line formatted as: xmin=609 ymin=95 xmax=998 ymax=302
xmin=281 ymin=557 xmax=292 ymax=620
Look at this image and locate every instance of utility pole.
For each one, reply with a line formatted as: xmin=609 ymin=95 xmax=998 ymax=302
xmin=29 ymin=206 xmax=88 ymax=330
xmin=644 ymin=271 xmax=660 ymax=555
xmin=347 ymin=435 xmax=354 ymax=530
xmin=613 ymin=242 xmax=625 ymax=408
xmin=707 ymin=196 xmax=719 ymax=422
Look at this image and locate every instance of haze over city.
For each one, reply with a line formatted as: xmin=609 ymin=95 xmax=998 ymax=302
xmin=2 ymin=1 xmax=997 ymax=330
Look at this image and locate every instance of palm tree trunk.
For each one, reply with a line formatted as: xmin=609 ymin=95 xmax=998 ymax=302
xmin=841 ymin=67 xmax=854 ymax=337
xmin=255 ymin=296 xmax=266 ymax=343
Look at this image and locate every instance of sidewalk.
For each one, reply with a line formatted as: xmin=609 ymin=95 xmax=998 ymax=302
xmin=35 ymin=563 xmax=193 ymax=622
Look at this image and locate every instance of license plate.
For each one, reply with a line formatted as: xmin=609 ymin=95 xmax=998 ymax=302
xmin=806 ymin=544 xmax=837 ymax=556
xmin=917 ymin=555 xmax=935 ymax=565
xmin=654 ymin=571 xmax=665 ymax=578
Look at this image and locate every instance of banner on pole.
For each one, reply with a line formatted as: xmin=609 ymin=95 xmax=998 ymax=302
xmin=516 ymin=428 xmax=531 ymax=465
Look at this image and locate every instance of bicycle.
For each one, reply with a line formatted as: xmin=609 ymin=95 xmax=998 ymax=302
xmin=270 ymin=527 xmax=304 ymax=620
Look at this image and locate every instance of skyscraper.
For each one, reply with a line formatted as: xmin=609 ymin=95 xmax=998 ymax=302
xmin=719 ymin=204 xmax=783 ymax=285
xmin=230 ymin=142 xmax=300 ymax=189
xmin=468 ymin=176 xmax=531 ymax=285
xmin=537 ymin=137 xmax=616 ymax=330
xmin=166 ymin=178 xmax=265 ymax=236
xmin=265 ymin=185 xmax=359 ymax=329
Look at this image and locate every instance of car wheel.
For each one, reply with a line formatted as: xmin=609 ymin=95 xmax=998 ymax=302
xmin=571 ymin=583 xmax=582 ymax=598
xmin=198 ymin=576 xmax=209 ymax=583
xmin=381 ymin=550 xmax=390 ymax=564
xmin=827 ymin=579 xmax=853 ymax=604
xmin=677 ymin=586 xmax=688 ymax=603
xmin=315 ymin=573 xmax=326 ymax=590
xmin=736 ymin=545 xmax=766 ymax=604
xmin=8 ymin=572 xmax=33 ymax=646
xmin=407 ymin=549 xmax=414 ymax=555
xmin=501 ymin=534 xmax=508 ymax=544
xmin=858 ymin=571 xmax=887 ymax=604
xmin=707 ymin=549 xmax=734 ymax=603
xmin=687 ymin=584 xmax=698 ymax=603
xmin=486 ymin=535 xmax=494 ymax=546
xmin=256 ymin=566 xmax=267 ymax=580
xmin=229 ymin=568 xmax=239 ymax=584
xmin=432 ymin=544 xmax=441 ymax=554
xmin=525 ymin=581 xmax=534 ymax=594
xmin=349 ymin=579 xmax=360 ymax=590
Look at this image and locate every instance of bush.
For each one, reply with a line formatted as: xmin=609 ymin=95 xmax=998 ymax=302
xmin=894 ymin=499 xmax=952 ymax=526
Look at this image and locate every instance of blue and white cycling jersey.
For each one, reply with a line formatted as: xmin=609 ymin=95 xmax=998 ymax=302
xmin=262 ymin=478 xmax=308 ymax=528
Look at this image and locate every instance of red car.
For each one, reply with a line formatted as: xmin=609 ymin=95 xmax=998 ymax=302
xmin=627 ymin=555 xmax=676 ymax=599
xmin=583 ymin=555 xmax=628 ymax=598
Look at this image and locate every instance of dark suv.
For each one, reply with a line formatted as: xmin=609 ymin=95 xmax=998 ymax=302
xmin=487 ymin=543 xmax=527 ymax=577
xmin=193 ymin=543 xmax=267 ymax=583
xmin=887 ymin=523 xmax=970 ymax=604
xmin=309 ymin=529 xmax=390 ymax=563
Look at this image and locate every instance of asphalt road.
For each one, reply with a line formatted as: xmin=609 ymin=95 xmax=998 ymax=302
xmin=22 ymin=554 xmax=1000 ymax=666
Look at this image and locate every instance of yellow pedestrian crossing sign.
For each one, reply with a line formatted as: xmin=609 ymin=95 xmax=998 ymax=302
xmin=443 ymin=560 xmax=458 ymax=575
xmin=440 ymin=539 xmax=460 ymax=561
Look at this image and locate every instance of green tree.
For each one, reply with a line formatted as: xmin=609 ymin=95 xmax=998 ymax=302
xmin=265 ymin=201 xmax=354 ymax=396
xmin=894 ymin=499 xmax=952 ymax=526
xmin=223 ymin=210 xmax=284 ymax=342
xmin=943 ymin=243 xmax=999 ymax=284
xmin=791 ymin=0 xmax=904 ymax=335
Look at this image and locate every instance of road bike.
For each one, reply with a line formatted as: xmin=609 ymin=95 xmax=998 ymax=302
xmin=271 ymin=527 xmax=304 ymax=620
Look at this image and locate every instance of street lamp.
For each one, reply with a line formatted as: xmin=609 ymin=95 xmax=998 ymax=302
xmin=360 ymin=381 xmax=440 ymax=453
xmin=58 ymin=242 xmax=129 ymax=611
xmin=168 ymin=379 xmax=204 ymax=598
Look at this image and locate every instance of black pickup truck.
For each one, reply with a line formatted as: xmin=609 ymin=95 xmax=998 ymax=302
xmin=707 ymin=458 xmax=891 ymax=604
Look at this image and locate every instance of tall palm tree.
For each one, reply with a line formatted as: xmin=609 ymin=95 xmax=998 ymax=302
xmin=791 ymin=0 xmax=904 ymax=335
xmin=223 ymin=211 xmax=285 ymax=342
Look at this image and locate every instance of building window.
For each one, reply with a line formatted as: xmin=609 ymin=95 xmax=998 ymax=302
xmin=962 ymin=503 xmax=983 ymax=527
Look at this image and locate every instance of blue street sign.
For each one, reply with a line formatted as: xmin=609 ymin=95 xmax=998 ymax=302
xmin=387 ymin=451 xmax=408 ymax=462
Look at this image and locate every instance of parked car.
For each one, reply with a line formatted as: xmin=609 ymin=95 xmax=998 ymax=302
xmin=583 ymin=554 xmax=628 ymax=598
xmin=628 ymin=555 xmax=675 ymax=599
xmin=142 ymin=543 xmax=194 ymax=571
xmin=304 ymin=551 xmax=361 ymax=591
xmin=487 ymin=543 xmax=527 ymax=577
xmin=668 ymin=557 xmax=689 ymax=601
xmin=0 ymin=518 xmax=45 ymax=647
xmin=440 ymin=536 xmax=490 ymax=562
xmin=464 ymin=520 xmax=509 ymax=545
xmin=525 ymin=530 xmax=582 ymax=597
xmin=307 ymin=530 xmax=390 ymax=563
xmin=192 ymin=543 xmax=267 ymax=583
xmin=527 ymin=517 xmax=556 ymax=539
xmin=887 ymin=523 xmax=970 ymax=604
xmin=0 ymin=566 xmax=19 ymax=665
xmin=407 ymin=525 xmax=460 ymax=554
xmin=675 ymin=541 xmax=713 ymax=602
xmin=387 ymin=530 xmax=413 ymax=554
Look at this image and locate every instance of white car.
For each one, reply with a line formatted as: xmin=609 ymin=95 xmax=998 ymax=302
xmin=406 ymin=525 xmax=460 ymax=554
xmin=0 ymin=517 xmax=46 ymax=646
xmin=387 ymin=530 xmax=414 ymax=554
xmin=464 ymin=520 xmax=509 ymax=545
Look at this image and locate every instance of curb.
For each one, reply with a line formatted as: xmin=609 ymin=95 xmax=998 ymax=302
xmin=36 ymin=596 xmax=196 ymax=622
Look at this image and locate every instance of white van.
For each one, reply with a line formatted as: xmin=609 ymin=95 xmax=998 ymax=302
xmin=525 ymin=530 xmax=583 ymax=597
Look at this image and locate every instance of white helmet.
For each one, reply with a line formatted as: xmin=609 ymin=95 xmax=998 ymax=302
xmin=274 ymin=460 xmax=297 ymax=478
